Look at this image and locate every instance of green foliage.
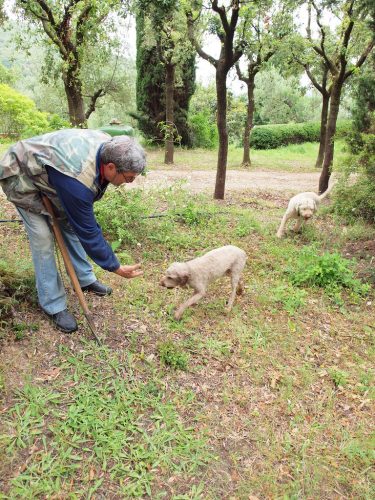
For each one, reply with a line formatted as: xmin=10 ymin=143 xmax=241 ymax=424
xmin=251 ymin=120 xmax=351 ymax=149
xmin=333 ymin=173 xmax=375 ymax=223
xmin=333 ymin=54 xmax=375 ymax=224
xmin=0 ymin=84 xmax=68 ymax=138
xmin=14 ymin=1 xmax=131 ymax=125
xmin=157 ymin=340 xmax=188 ymax=370
xmin=94 ymin=189 xmax=149 ymax=246
xmin=235 ymin=215 xmax=260 ymax=237
xmin=254 ymin=68 xmax=323 ymax=125
xmin=343 ymin=437 xmax=375 ymax=467
xmin=94 ymin=184 xmax=223 ymax=254
xmin=175 ymin=201 xmax=207 ymax=226
xmin=273 ymin=284 xmax=307 ymax=315
xmin=135 ymin=5 xmax=196 ymax=146
xmin=0 ymin=63 xmax=15 ymax=85
xmin=12 ymin=322 xmax=39 ymax=341
xmin=189 ymin=111 xmax=218 ymax=149
xmin=329 ymin=368 xmax=349 ymax=387
xmin=287 ymin=247 xmax=369 ymax=298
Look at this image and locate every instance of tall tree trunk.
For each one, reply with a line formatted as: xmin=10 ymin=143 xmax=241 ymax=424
xmin=242 ymin=76 xmax=255 ymax=167
xmin=319 ymin=82 xmax=342 ymax=193
xmin=315 ymin=93 xmax=330 ymax=168
xmin=214 ymin=69 xmax=228 ymax=200
xmin=164 ymin=63 xmax=175 ymax=164
xmin=63 ymin=69 xmax=86 ymax=127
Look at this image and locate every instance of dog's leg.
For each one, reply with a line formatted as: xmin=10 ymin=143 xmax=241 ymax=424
xmin=227 ymin=269 xmax=244 ymax=311
xmin=236 ymin=280 xmax=244 ymax=296
xmin=276 ymin=210 xmax=291 ymax=238
xmin=174 ymin=291 xmax=205 ymax=320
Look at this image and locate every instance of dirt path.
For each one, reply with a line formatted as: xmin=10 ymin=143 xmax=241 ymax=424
xmin=133 ymin=169 xmax=320 ymax=193
xmin=0 ymin=170 xmax=320 ymax=210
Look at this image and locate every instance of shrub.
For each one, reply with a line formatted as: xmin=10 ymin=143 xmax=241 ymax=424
xmin=0 ymin=84 xmax=69 ymax=138
xmin=188 ymin=112 xmax=218 ymax=149
xmin=333 ymin=115 xmax=375 ymax=223
xmin=94 ymin=189 xmax=149 ymax=246
xmin=250 ymin=120 xmax=351 ymax=150
xmin=287 ymin=246 xmax=369 ymax=297
xmin=333 ymin=175 xmax=375 ymax=223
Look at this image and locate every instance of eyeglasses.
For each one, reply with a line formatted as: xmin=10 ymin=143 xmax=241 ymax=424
xmin=117 ymin=171 xmax=137 ymax=183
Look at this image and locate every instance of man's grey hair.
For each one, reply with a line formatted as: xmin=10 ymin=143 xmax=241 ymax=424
xmin=100 ymin=136 xmax=146 ymax=174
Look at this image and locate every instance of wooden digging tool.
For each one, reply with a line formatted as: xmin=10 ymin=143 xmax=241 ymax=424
xmin=42 ymin=195 xmax=102 ymax=344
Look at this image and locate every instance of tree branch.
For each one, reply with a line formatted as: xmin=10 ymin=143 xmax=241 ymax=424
xmin=76 ymin=4 xmax=93 ymax=47
xmin=186 ymin=10 xmax=217 ymax=67
xmin=344 ymin=39 xmax=375 ymax=81
xmin=235 ymin=62 xmax=246 ymax=82
xmin=85 ymin=88 xmax=106 ymax=120
xmin=211 ymin=0 xmax=230 ymax=35
xmin=310 ymin=0 xmax=336 ymax=74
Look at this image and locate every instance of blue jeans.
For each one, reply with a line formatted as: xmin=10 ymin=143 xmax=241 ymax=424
xmin=17 ymin=208 xmax=97 ymax=315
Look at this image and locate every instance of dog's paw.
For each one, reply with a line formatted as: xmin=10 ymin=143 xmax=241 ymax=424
xmin=174 ymin=310 xmax=183 ymax=321
xmin=276 ymin=232 xmax=283 ymax=238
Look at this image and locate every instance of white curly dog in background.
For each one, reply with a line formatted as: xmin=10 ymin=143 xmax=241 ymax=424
xmin=160 ymin=245 xmax=247 ymax=320
xmin=276 ymin=178 xmax=336 ymax=238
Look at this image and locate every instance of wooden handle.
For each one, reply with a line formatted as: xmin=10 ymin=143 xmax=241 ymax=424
xmin=42 ymin=195 xmax=101 ymax=344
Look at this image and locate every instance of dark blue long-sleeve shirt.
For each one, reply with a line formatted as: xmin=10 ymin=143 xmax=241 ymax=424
xmin=46 ymin=166 xmax=120 ymax=272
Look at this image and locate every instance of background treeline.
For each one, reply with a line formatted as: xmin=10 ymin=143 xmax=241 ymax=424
xmin=0 ymin=12 xmax=352 ymax=149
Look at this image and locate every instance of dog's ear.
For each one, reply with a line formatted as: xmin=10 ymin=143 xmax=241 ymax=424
xmin=178 ymin=274 xmax=189 ymax=286
xmin=296 ymin=204 xmax=301 ymax=216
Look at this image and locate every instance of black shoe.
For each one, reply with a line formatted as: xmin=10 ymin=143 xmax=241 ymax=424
xmin=43 ymin=309 xmax=78 ymax=333
xmin=81 ymin=280 xmax=112 ymax=296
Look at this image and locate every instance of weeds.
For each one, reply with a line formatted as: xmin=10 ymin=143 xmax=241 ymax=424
xmin=273 ymin=284 xmax=308 ymax=315
xmin=157 ymin=340 xmax=189 ymax=370
xmin=287 ymin=246 xmax=370 ymax=303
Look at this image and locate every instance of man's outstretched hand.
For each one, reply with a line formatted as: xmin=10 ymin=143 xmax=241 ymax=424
xmin=114 ymin=263 xmax=143 ymax=279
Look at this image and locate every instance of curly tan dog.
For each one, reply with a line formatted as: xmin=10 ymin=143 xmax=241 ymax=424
xmin=160 ymin=245 xmax=247 ymax=320
xmin=276 ymin=179 xmax=336 ymax=238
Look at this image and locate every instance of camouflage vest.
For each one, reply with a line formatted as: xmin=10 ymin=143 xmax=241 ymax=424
xmin=0 ymin=129 xmax=110 ymax=215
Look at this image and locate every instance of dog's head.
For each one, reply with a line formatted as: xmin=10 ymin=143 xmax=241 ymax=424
xmin=297 ymin=199 xmax=316 ymax=220
xmin=160 ymin=262 xmax=189 ymax=289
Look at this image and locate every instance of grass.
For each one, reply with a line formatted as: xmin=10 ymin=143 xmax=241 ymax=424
xmin=0 ymin=144 xmax=374 ymax=498
xmin=1 ymin=138 xmax=346 ymax=173
xmin=146 ymin=140 xmax=347 ymax=172
xmin=1 ymin=344 xmax=210 ymax=498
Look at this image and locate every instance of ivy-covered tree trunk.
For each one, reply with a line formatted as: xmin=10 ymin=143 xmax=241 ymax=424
xmin=63 ymin=68 xmax=86 ymax=127
xmin=214 ymin=69 xmax=229 ymax=199
xmin=242 ymin=76 xmax=255 ymax=167
xmin=315 ymin=92 xmax=329 ymax=168
xmin=319 ymin=82 xmax=342 ymax=193
xmin=136 ymin=12 xmax=195 ymax=146
xmin=164 ymin=63 xmax=175 ymax=164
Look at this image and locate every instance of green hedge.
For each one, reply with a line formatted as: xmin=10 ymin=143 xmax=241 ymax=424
xmin=250 ymin=120 xmax=352 ymax=149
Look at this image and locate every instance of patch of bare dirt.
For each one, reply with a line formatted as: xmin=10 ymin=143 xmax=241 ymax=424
xmin=343 ymin=240 xmax=375 ymax=283
xmin=343 ymin=239 xmax=375 ymax=260
xmin=132 ymin=169 xmax=321 ymax=194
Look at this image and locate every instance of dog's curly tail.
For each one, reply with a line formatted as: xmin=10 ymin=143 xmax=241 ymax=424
xmin=319 ymin=174 xmax=337 ymax=200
